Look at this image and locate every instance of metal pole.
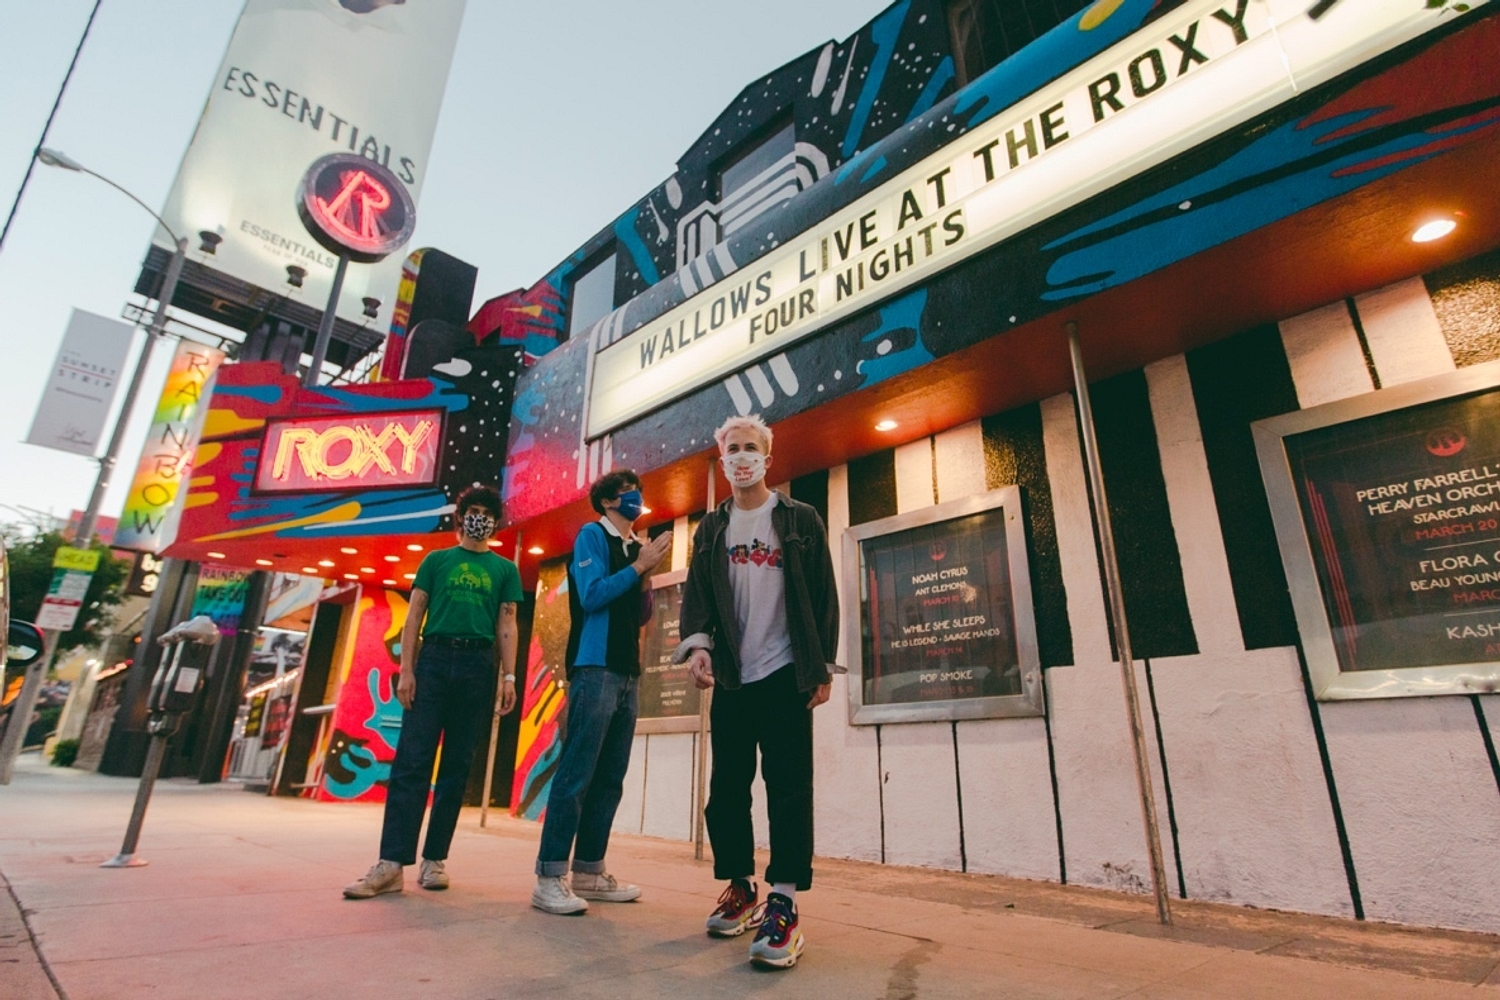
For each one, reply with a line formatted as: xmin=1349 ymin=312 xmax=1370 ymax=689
xmin=100 ymin=729 xmax=169 ymax=867
xmin=693 ymin=459 xmax=716 ymax=860
xmin=0 ymin=630 xmax=60 ymax=784
xmin=1066 ymin=320 xmax=1173 ymax=926
xmin=76 ymin=236 xmax=189 ymax=547
xmin=303 ymin=254 xmax=349 ymax=388
xmin=480 ymin=531 xmax=522 ymax=827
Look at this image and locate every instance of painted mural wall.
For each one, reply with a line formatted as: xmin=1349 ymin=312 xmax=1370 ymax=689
xmin=317 ymin=586 xmax=411 ymax=802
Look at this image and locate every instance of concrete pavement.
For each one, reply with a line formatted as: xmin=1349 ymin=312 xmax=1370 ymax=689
xmin=1 ymin=751 xmax=1497 ymax=999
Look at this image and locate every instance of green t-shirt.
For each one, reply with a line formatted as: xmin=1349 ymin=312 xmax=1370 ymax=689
xmin=413 ymin=546 xmax=523 ymax=641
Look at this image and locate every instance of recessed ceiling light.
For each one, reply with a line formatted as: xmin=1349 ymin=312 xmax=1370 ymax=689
xmin=640 ymin=506 xmax=653 ymax=515
xmin=255 ymin=558 xmax=274 ymax=566
xmin=407 ymin=543 xmax=423 ymax=552
xmin=383 ymin=555 xmax=400 ymax=563
xmin=875 ymin=419 xmax=898 ymax=432
xmin=343 ymin=573 xmax=359 ymax=580
xmin=340 ymin=546 xmax=358 ymax=555
xmin=382 ymin=579 xmax=397 ymax=586
xmin=1412 ymin=218 xmax=1457 ymax=243
xmin=402 ymin=572 xmax=416 ymax=580
xmin=318 ymin=559 xmax=336 ymax=568
xmin=302 ymin=567 xmax=317 ymax=574
xmin=528 ymin=546 xmax=544 ymax=555
xmin=206 ymin=551 xmax=226 ymax=559
xmin=360 ymin=567 xmax=375 ymax=574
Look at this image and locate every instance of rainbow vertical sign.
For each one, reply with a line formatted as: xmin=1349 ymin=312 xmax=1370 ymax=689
xmin=115 ymin=340 xmax=225 ymax=551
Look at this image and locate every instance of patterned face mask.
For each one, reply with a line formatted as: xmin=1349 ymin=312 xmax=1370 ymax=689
xmin=462 ymin=512 xmax=496 ymax=540
xmin=720 ymin=451 xmax=767 ymax=488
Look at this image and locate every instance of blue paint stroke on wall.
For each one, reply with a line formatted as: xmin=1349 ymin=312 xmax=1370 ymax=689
xmin=906 ymin=56 xmax=955 ymax=123
xmin=842 ymin=0 xmax=910 ymax=158
xmin=1041 ymin=106 xmax=1500 ymax=300
xmin=615 ymin=206 xmax=661 ymax=286
xmin=855 ymin=288 xmax=933 ymax=385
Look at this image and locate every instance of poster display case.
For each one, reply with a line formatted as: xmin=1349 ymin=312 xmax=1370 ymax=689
xmin=843 ymin=486 xmax=1042 ymax=725
xmin=1254 ymin=361 xmax=1500 ymax=700
xmin=636 ymin=569 xmax=701 ymax=734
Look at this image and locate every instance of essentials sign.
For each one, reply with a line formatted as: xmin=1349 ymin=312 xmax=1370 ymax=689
xmin=585 ymin=0 xmax=1478 ymax=436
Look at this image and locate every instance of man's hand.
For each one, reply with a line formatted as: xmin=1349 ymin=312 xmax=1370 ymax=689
xmin=807 ymin=682 xmax=831 ymax=709
xmin=499 ymin=679 xmax=517 ymax=715
xmin=396 ymin=671 xmax=416 ymax=710
xmin=634 ymin=533 xmax=673 ymax=576
xmin=688 ymin=648 xmax=714 ymax=689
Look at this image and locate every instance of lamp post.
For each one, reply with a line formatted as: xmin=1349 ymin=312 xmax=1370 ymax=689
xmin=35 ymin=148 xmax=190 ymax=549
xmin=0 ymin=152 xmax=189 ymax=785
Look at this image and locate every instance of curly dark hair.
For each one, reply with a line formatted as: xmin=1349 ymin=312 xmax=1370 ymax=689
xmin=455 ymin=484 xmax=502 ymax=521
xmin=588 ymin=470 xmax=641 ymax=515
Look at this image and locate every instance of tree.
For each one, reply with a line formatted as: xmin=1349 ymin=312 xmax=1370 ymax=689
xmin=1 ymin=526 xmax=129 ymax=655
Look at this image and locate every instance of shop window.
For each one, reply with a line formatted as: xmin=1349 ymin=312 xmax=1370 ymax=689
xmin=946 ymin=0 xmax=1094 ymax=86
xmin=566 ymin=248 xmax=617 ymax=340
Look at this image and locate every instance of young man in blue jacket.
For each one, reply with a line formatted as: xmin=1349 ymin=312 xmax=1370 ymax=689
xmin=532 ymin=469 xmax=672 ymax=914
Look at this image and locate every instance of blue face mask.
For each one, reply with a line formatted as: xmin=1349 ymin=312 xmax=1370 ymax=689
xmin=614 ymin=489 xmax=643 ymax=521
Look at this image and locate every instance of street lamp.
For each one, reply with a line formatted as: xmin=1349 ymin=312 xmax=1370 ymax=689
xmin=36 ymin=148 xmax=189 ymax=548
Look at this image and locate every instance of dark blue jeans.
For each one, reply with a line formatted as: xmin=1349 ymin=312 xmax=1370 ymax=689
xmin=535 ymin=668 xmax=638 ymax=876
xmin=379 ymin=644 xmax=494 ymax=865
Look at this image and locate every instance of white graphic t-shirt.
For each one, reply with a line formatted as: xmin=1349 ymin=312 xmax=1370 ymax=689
xmin=727 ymin=492 xmax=794 ymax=684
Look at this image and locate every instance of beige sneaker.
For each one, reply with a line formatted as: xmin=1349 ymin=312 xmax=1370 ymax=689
xmin=531 ymin=875 xmax=589 ymax=914
xmin=343 ymin=860 xmax=403 ymax=899
xmin=418 ymin=859 xmax=449 ymax=890
xmin=572 ymin=871 xmax=641 ymax=902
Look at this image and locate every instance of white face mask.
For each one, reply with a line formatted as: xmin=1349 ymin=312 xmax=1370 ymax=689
xmin=720 ymin=451 xmax=767 ymax=488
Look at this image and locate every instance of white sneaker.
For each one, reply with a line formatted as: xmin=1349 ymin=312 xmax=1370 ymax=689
xmin=571 ymin=871 xmax=641 ymax=902
xmin=531 ymin=875 xmax=589 ymax=914
xmin=418 ymin=859 xmax=449 ymax=890
xmin=343 ymin=860 xmax=403 ymax=899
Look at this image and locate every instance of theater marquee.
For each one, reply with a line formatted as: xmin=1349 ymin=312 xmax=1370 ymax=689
xmin=585 ymin=0 xmax=1487 ymax=438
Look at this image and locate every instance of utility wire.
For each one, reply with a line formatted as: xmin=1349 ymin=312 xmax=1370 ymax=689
xmin=0 ymin=0 xmax=106 ymax=255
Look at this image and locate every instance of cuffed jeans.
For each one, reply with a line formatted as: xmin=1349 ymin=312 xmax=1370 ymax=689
xmin=535 ymin=667 xmax=638 ymax=876
xmin=379 ymin=644 xmax=494 ymax=865
xmin=705 ymin=664 xmax=814 ymax=890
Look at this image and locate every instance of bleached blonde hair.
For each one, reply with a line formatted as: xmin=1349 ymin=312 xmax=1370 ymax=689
xmin=714 ymin=414 xmax=772 ymax=454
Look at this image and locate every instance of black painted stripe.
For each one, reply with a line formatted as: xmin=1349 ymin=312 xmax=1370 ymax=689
xmin=1143 ymin=659 xmax=1188 ymax=900
xmin=1345 ymin=297 xmax=1383 ymax=391
xmin=1471 ymin=696 xmax=1500 ymax=802
xmin=951 ymin=722 xmax=968 ymax=873
xmin=982 ymin=403 xmax=1073 ymax=668
xmin=1041 ymin=675 xmax=1067 ymax=884
xmin=1293 ymin=644 xmax=1364 ymax=920
xmin=848 ymin=448 xmax=898 ymax=527
xmin=789 ymin=469 xmax=829 ymax=528
xmin=1087 ymin=369 xmax=1198 ymax=659
xmin=1424 ymin=245 xmax=1500 ymax=368
xmin=1184 ymin=324 xmax=1301 ymax=650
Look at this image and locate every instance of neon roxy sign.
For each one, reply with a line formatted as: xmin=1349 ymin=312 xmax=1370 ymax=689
xmin=255 ymin=410 xmax=442 ymax=493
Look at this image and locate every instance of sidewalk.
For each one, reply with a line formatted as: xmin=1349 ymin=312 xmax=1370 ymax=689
xmin=1 ymin=752 xmax=1497 ymax=999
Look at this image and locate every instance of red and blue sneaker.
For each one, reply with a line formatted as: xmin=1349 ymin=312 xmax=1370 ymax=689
xmin=706 ymin=878 xmax=758 ymax=937
xmin=748 ymin=892 xmax=804 ymax=968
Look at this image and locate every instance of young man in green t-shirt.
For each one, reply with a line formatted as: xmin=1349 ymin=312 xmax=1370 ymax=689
xmin=344 ymin=484 xmax=523 ymax=898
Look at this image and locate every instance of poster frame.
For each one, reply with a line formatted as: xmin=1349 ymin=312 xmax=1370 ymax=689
xmin=1253 ymin=359 xmax=1500 ymax=701
xmin=636 ymin=568 xmax=699 ymax=735
xmin=843 ymin=485 xmax=1043 ymax=726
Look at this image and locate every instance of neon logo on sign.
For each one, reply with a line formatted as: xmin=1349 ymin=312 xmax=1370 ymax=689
xmin=297 ymin=153 xmax=415 ymax=263
xmin=255 ymin=411 xmax=442 ymax=493
xmin=315 ymin=169 xmax=392 ymax=246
